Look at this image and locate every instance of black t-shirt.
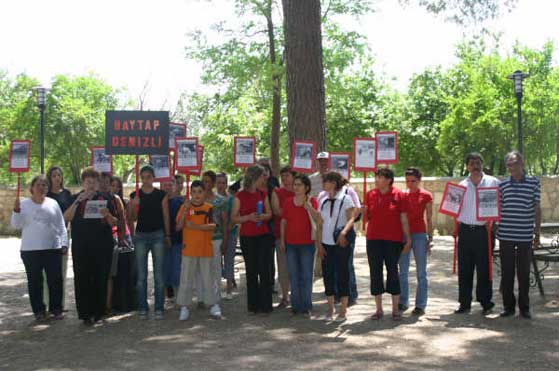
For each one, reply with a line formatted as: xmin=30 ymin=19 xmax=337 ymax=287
xmin=47 ymin=189 xmax=73 ymax=213
xmin=130 ymin=188 xmax=166 ymax=233
xmin=70 ymin=191 xmax=116 ymax=242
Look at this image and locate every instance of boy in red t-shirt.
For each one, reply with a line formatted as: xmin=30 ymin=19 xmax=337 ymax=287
xmin=175 ymin=180 xmax=218 ymax=320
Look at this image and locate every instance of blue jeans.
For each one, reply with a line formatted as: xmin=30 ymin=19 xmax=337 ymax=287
xmin=134 ymin=230 xmax=165 ymax=312
xmin=398 ymin=233 xmax=428 ymax=309
xmin=286 ymin=244 xmax=316 ymax=313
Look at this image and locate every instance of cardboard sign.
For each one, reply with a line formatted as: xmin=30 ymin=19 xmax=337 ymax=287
xmin=175 ymin=137 xmax=199 ymax=171
xmin=188 ymin=145 xmax=204 ymax=176
xmin=476 ymin=187 xmax=501 ymax=221
xmin=329 ymin=152 xmax=351 ymax=180
xmin=353 ymin=137 xmax=376 ymax=171
xmin=291 ymin=140 xmax=316 ymax=173
xmin=150 ymin=154 xmax=172 ymax=181
xmin=375 ymin=131 xmax=398 ymax=164
xmin=439 ymin=182 xmax=467 ymax=218
xmin=90 ymin=146 xmax=113 ymax=175
xmin=105 ymin=110 xmax=169 ymax=155
xmin=9 ymin=140 xmax=31 ymax=173
xmin=169 ymin=122 xmax=187 ymax=150
xmin=234 ymin=136 xmax=256 ymax=167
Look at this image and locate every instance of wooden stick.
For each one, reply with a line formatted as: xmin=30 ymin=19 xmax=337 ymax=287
xmin=16 ymin=173 xmax=21 ymax=200
xmin=186 ymin=174 xmax=190 ymax=199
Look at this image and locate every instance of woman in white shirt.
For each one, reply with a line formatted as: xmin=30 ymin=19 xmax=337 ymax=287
xmin=11 ymin=175 xmax=68 ymax=321
xmin=318 ymin=172 xmax=357 ymax=321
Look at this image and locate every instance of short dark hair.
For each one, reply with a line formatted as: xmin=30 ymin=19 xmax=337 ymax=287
xmin=376 ymin=167 xmax=394 ymax=185
xmin=465 ymin=152 xmax=484 ymax=165
xmin=216 ymin=172 xmax=227 ymax=182
xmin=405 ymin=167 xmax=422 ymax=180
xmin=174 ymin=174 xmax=185 ymax=182
xmin=293 ymin=174 xmax=311 ymax=195
xmin=202 ymin=170 xmax=217 ymax=183
xmin=190 ymin=179 xmax=205 ymax=191
xmin=81 ymin=166 xmax=100 ymax=182
xmin=322 ymin=171 xmax=347 ymax=191
xmin=140 ymin=165 xmax=155 ymax=177
xmin=46 ymin=166 xmax=64 ymax=190
xmin=280 ymin=165 xmax=297 ymax=177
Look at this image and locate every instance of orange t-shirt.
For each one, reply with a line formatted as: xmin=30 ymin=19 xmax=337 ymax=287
xmin=176 ymin=202 xmax=213 ymax=257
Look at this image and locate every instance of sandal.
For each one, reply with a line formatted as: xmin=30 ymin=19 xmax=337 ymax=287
xmin=392 ymin=312 xmax=403 ymax=321
xmin=371 ymin=311 xmax=384 ymax=320
xmin=276 ymin=299 xmax=289 ymax=309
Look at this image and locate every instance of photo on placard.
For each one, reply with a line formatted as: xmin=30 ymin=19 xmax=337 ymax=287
xmin=376 ymin=132 xmax=397 ymax=162
xmin=10 ymin=141 xmax=30 ymax=170
xmin=477 ymin=187 xmax=500 ymax=220
xmin=234 ymin=137 xmax=255 ymax=166
xmin=439 ymin=182 xmax=467 ymax=217
xmin=169 ymin=123 xmax=186 ymax=149
xmin=176 ymin=139 xmax=198 ymax=168
xmin=151 ymin=155 xmax=171 ymax=180
xmin=354 ymin=138 xmax=376 ymax=170
xmin=293 ymin=142 xmax=314 ymax=171
xmin=330 ymin=153 xmax=350 ymax=180
xmin=92 ymin=147 xmax=111 ymax=174
xmin=84 ymin=199 xmax=108 ymax=219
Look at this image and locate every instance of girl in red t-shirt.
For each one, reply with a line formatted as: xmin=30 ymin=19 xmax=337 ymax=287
xmin=231 ymin=165 xmax=274 ymax=314
xmin=280 ymin=174 xmax=320 ymax=316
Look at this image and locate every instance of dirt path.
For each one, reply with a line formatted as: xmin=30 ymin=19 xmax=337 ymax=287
xmin=1 ymin=236 xmax=558 ymax=371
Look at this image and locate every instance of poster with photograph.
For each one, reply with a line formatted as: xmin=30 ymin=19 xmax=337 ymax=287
xmin=353 ymin=137 xmax=376 ymax=171
xmin=439 ymin=182 xmax=467 ymax=218
xmin=291 ymin=140 xmax=315 ymax=173
xmin=234 ymin=136 xmax=256 ymax=167
xmin=188 ymin=145 xmax=204 ymax=176
xmin=476 ymin=187 xmax=501 ymax=221
xmin=90 ymin=146 xmax=113 ymax=175
xmin=150 ymin=154 xmax=172 ymax=181
xmin=329 ymin=152 xmax=351 ymax=180
xmin=375 ymin=131 xmax=398 ymax=164
xmin=9 ymin=140 xmax=31 ymax=173
xmin=175 ymin=137 xmax=198 ymax=171
xmin=84 ymin=200 xmax=108 ymax=219
xmin=169 ymin=122 xmax=187 ymax=150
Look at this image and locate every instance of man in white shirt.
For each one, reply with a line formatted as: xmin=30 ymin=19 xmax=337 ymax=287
xmin=309 ymin=152 xmax=329 ymax=197
xmin=454 ymin=152 xmax=500 ymax=315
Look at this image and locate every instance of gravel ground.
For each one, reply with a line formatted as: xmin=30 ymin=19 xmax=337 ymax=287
xmin=1 ymin=236 xmax=558 ymax=371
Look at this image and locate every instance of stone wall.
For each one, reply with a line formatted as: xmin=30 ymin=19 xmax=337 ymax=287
xmin=1 ymin=177 xmax=556 ymax=235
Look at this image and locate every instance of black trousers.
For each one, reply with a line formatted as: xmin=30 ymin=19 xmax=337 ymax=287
xmin=241 ymin=235 xmax=274 ymax=313
xmin=72 ymin=237 xmax=113 ymax=320
xmin=322 ymin=244 xmax=351 ymax=297
xmin=499 ymin=240 xmax=531 ymax=312
xmin=458 ymin=224 xmax=493 ymax=309
xmin=367 ymin=240 xmax=402 ymax=296
xmin=20 ymin=249 xmax=63 ymax=315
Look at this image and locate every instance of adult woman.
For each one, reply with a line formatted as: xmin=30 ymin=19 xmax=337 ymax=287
xmin=128 ymin=165 xmax=171 ymax=320
xmin=64 ymin=167 xmax=118 ymax=325
xmin=45 ymin=166 xmax=73 ymax=311
xmin=231 ymin=165 xmax=273 ymax=314
xmin=11 ymin=175 xmax=67 ymax=321
xmin=318 ymin=172 xmax=356 ymax=321
xmin=280 ymin=174 xmax=320 ymax=316
xmin=362 ymin=167 xmax=411 ymax=321
xmin=271 ymin=166 xmax=296 ymax=308
xmin=398 ymin=167 xmax=433 ymax=315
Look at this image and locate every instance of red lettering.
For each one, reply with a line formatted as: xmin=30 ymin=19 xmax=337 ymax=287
xmin=114 ymin=120 xmax=121 ymax=131
xmin=143 ymin=137 xmax=149 ymax=147
xmin=153 ymin=120 xmax=159 ymax=131
xmin=145 ymin=120 xmax=151 ymax=131
xmin=112 ymin=136 xmax=119 ymax=146
xmin=122 ymin=121 xmax=129 ymax=131
xmin=120 ymin=137 xmax=127 ymax=147
xmin=129 ymin=137 xmax=135 ymax=147
xmin=137 ymin=120 xmax=144 ymax=131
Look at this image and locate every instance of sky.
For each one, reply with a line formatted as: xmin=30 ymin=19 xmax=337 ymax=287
xmin=1 ymin=0 xmax=558 ymax=110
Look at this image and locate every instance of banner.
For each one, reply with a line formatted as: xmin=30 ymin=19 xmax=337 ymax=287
xmin=105 ymin=110 xmax=169 ymax=155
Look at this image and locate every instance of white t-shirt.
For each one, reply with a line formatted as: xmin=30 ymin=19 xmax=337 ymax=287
xmin=319 ymin=191 xmax=354 ymax=245
xmin=318 ymin=185 xmax=361 ymax=209
xmin=457 ymin=174 xmax=500 ymax=226
xmin=11 ymin=197 xmax=68 ymax=251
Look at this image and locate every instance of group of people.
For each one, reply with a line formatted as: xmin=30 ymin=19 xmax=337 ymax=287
xmin=11 ymin=149 xmax=540 ymax=326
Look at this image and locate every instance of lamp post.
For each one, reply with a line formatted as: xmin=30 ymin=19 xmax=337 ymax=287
xmin=34 ymin=87 xmax=47 ymax=174
xmin=507 ymin=70 xmax=529 ymax=154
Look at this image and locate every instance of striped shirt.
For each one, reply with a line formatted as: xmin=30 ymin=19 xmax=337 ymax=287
xmin=497 ymin=175 xmax=540 ymax=242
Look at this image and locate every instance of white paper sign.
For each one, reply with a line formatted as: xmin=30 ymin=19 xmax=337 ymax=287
xmin=84 ymin=200 xmax=108 ymax=219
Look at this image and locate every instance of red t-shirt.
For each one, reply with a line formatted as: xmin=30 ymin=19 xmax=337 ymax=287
xmin=365 ymin=187 xmax=406 ymax=242
xmin=237 ymin=190 xmax=270 ymax=237
xmin=404 ymin=189 xmax=433 ymax=234
xmin=281 ymin=197 xmax=318 ymax=245
xmin=273 ymin=188 xmax=295 ymax=239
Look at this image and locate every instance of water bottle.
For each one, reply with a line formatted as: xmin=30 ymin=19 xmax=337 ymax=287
xmin=256 ymin=200 xmax=263 ymax=227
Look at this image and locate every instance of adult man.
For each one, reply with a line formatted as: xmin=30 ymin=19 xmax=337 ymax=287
xmin=309 ymin=152 xmax=329 ymax=197
xmin=497 ymin=151 xmax=540 ymax=319
xmin=455 ymin=152 xmax=499 ymax=315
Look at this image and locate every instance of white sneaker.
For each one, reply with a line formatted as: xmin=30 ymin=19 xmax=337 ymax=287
xmin=154 ymin=311 xmax=164 ymax=320
xmin=209 ymin=304 xmax=222 ymax=318
xmin=225 ymin=292 xmax=233 ymax=300
xmin=179 ymin=307 xmax=190 ymax=321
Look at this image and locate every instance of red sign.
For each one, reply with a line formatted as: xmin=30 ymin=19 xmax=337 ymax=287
xmin=8 ymin=140 xmax=31 ymax=173
xmin=438 ymin=182 xmax=467 ymax=218
xmin=90 ymin=146 xmax=113 ymax=175
xmin=290 ymin=140 xmax=316 ymax=173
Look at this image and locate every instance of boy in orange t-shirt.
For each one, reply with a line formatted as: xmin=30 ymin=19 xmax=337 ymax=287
xmin=175 ymin=180 xmax=219 ymax=320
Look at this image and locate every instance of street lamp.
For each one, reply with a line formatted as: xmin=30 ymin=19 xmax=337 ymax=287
xmin=34 ymin=87 xmax=47 ymax=174
xmin=507 ymin=70 xmax=529 ymax=154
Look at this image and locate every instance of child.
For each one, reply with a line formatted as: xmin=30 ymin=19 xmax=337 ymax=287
xmin=176 ymin=180 xmax=221 ymax=320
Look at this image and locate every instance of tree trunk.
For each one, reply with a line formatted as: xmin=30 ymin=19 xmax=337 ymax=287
xmin=554 ymin=124 xmax=559 ymax=174
xmin=282 ymin=0 xmax=327 ymax=156
xmin=265 ymin=2 xmax=281 ymax=176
